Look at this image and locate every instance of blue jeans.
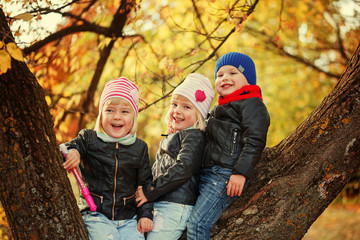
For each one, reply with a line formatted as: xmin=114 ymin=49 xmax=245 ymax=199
xmin=82 ymin=211 xmax=144 ymax=240
xmin=147 ymin=201 xmax=193 ymax=240
xmin=186 ymin=166 xmax=241 ymax=240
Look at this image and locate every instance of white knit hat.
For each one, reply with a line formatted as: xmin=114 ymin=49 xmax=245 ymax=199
xmin=173 ymin=73 xmax=214 ymax=119
xmin=99 ymin=77 xmax=139 ymax=116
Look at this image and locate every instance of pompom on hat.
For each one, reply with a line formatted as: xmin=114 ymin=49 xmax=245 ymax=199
xmin=215 ymin=52 xmax=257 ymax=85
xmin=99 ymin=77 xmax=139 ymax=116
xmin=173 ymin=73 xmax=215 ymax=119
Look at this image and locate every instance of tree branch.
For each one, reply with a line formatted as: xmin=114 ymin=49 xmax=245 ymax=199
xmin=245 ymin=26 xmax=341 ymax=79
xmin=23 ymin=24 xmax=109 ymax=55
xmin=78 ymin=0 xmax=137 ymax=130
xmin=140 ymin=0 xmax=260 ymax=111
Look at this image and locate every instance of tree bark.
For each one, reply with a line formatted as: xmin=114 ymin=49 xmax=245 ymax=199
xmin=0 ymin=9 xmax=88 ymax=240
xmin=210 ymin=43 xmax=360 ymax=239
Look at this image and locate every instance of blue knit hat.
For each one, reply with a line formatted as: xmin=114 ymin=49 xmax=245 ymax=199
xmin=215 ymin=52 xmax=256 ymax=85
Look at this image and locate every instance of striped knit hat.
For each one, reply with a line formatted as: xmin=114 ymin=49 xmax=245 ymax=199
xmin=173 ymin=73 xmax=214 ymax=119
xmin=99 ymin=77 xmax=139 ymax=116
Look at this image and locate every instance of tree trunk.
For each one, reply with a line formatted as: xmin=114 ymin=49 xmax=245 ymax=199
xmin=210 ymin=43 xmax=360 ymax=239
xmin=0 ymin=9 xmax=88 ymax=240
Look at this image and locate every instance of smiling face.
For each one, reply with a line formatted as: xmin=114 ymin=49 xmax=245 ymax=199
xmin=100 ymin=98 xmax=135 ymax=138
xmin=166 ymin=95 xmax=198 ymax=132
xmin=215 ymin=65 xmax=250 ymax=96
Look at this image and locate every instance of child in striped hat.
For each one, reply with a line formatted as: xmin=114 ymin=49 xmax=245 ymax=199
xmin=61 ymin=77 xmax=153 ymax=239
xmin=135 ymin=73 xmax=214 ymax=240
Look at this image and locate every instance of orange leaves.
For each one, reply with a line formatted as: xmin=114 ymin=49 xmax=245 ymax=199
xmin=312 ymin=116 xmax=352 ymax=143
xmin=0 ymin=204 xmax=11 ymax=238
xmin=319 ymin=163 xmax=341 ymax=199
xmin=272 ymin=35 xmax=281 ymax=48
xmin=341 ymin=118 xmax=351 ymax=125
xmin=227 ymin=9 xmax=248 ymax=32
xmin=319 ymin=118 xmax=330 ymax=134
xmin=189 ymin=47 xmax=200 ymax=56
xmin=312 ymin=118 xmax=330 ymax=141
xmin=0 ymin=41 xmax=24 ymax=74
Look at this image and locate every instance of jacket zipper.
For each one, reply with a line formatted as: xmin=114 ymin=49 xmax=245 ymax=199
xmin=231 ymin=129 xmax=238 ymax=156
xmin=112 ymin=143 xmax=119 ymax=220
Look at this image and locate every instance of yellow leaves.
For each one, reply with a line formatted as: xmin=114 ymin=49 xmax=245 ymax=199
xmin=45 ymin=96 xmax=52 ymax=106
xmin=98 ymin=37 xmax=113 ymax=50
xmin=159 ymin=57 xmax=175 ymax=72
xmin=0 ymin=49 xmax=11 ymax=74
xmin=6 ymin=42 xmax=24 ymax=61
xmin=0 ymin=41 xmax=24 ymax=74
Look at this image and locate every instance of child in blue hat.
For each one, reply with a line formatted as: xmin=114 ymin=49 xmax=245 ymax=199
xmin=186 ymin=52 xmax=271 ymax=239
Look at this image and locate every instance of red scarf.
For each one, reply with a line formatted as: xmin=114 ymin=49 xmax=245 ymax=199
xmin=218 ymin=85 xmax=263 ymax=105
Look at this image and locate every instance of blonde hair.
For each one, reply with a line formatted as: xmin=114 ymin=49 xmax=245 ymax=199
xmin=165 ymin=94 xmax=205 ymax=131
xmin=94 ymin=97 xmax=137 ymax=135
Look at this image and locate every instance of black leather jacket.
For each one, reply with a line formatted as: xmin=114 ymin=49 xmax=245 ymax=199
xmin=203 ymin=98 xmax=270 ymax=179
xmin=64 ymin=129 xmax=153 ymax=221
xmin=143 ymin=129 xmax=206 ymax=206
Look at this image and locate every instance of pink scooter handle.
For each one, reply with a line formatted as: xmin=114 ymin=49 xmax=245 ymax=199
xmin=60 ymin=144 xmax=97 ymax=211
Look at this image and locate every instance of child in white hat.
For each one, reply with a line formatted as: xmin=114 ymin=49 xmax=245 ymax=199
xmin=135 ymin=73 xmax=214 ymax=240
xmin=61 ymin=77 xmax=153 ymax=239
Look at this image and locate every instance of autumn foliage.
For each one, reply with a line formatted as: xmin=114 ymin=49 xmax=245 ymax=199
xmin=1 ymin=0 xmax=360 ymax=239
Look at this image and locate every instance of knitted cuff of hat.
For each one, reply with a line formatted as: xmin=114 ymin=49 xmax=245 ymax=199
xmin=218 ymin=85 xmax=263 ymax=105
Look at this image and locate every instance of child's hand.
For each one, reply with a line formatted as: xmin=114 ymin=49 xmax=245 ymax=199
xmin=226 ymin=174 xmax=246 ymax=197
xmin=135 ymin=186 xmax=148 ymax=207
xmin=63 ymin=149 xmax=80 ymax=171
xmin=137 ymin=217 xmax=153 ymax=233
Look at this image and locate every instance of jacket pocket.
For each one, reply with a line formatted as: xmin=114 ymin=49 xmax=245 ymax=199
xmin=123 ymin=193 xmax=135 ymax=206
xmin=90 ymin=192 xmax=103 ymax=211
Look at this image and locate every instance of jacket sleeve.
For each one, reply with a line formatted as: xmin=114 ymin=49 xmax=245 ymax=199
xmin=143 ymin=130 xmax=205 ymax=202
xmin=136 ymin=142 xmax=154 ymax=220
xmin=234 ymin=98 xmax=270 ymax=179
xmin=63 ymin=129 xmax=90 ymax=157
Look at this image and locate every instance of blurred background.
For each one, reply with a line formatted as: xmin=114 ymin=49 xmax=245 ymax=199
xmin=1 ymin=0 xmax=360 ymax=239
